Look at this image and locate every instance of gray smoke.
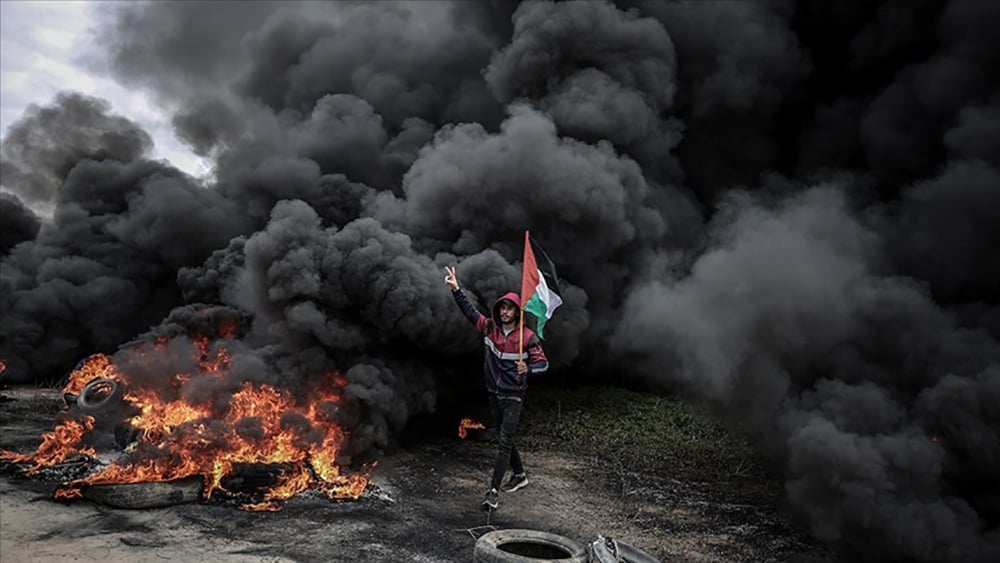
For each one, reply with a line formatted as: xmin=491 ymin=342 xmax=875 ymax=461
xmin=0 ymin=95 xmax=250 ymax=382
xmin=0 ymin=92 xmax=153 ymax=204
xmin=485 ymin=0 xmax=685 ymax=181
xmin=96 ymin=1 xmax=510 ymax=164
xmin=1 ymin=1 xmax=999 ymax=559
xmin=613 ymin=183 xmax=1000 ymax=560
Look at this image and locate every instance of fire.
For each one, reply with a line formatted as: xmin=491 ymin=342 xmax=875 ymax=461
xmin=0 ymin=415 xmax=96 ymax=472
xmin=458 ymin=417 xmax=485 ymax=439
xmin=3 ymin=334 xmax=370 ymax=511
xmin=64 ymin=355 xmax=121 ymax=397
xmin=0 ymin=358 xmax=7 ymax=375
xmin=53 ymin=488 xmax=83 ymax=500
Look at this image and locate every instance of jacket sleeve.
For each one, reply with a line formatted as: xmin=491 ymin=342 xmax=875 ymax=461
xmin=526 ymin=333 xmax=548 ymax=374
xmin=452 ymin=289 xmax=491 ymax=334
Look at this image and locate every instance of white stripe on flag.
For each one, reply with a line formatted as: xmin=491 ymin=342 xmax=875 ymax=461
xmin=534 ymin=267 xmax=562 ymax=319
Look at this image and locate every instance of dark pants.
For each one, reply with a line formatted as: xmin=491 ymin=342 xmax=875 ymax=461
xmin=489 ymin=394 xmax=525 ymax=491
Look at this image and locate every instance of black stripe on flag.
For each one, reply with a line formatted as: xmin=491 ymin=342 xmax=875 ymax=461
xmin=529 ymin=234 xmax=562 ymax=300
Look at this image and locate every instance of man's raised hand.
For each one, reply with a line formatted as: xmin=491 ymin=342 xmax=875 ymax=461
xmin=444 ymin=266 xmax=460 ymax=291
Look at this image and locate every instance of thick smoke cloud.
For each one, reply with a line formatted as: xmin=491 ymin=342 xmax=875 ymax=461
xmin=97 ymin=1 xmax=512 ymax=163
xmin=486 ymin=0 xmax=685 ymax=182
xmin=614 ymin=187 xmax=876 ymax=400
xmin=0 ymin=193 xmax=40 ymax=256
xmin=623 ymin=0 xmax=810 ymax=198
xmin=0 ymin=97 xmax=250 ymax=383
xmin=886 ymin=161 xmax=1000 ymax=304
xmin=2 ymin=1 xmax=999 ymax=560
xmin=374 ymin=106 xmax=675 ymax=264
xmin=0 ymin=92 xmax=153 ymax=204
xmin=613 ymin=186 xmax=1000 ymax=560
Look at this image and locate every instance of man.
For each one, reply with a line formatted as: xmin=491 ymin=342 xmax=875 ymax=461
xmin=444 ymin=265 xmax=548 ymax=511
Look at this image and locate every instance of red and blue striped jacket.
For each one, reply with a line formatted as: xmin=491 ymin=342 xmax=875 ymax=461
xmin=452 ymin=289 xmax=548 ymax=397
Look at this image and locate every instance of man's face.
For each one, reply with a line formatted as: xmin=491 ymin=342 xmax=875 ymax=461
xmin=499 ymin=301 xmax=518 ymax=324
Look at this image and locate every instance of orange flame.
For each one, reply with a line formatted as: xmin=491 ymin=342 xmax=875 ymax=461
xmin=64 ymin=355 xmax=121 ymax=397
xmin=7 ymin=339 xmax=369 ymax=511
xmin=53 ymin=488 xmax=83 ymax=500
xmin=0 ymin=414 xmax=96 ymax=472
xmin=458 ymin=417 xmax=485 ymax=439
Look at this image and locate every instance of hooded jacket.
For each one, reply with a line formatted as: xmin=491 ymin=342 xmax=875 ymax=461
xmin=452 ymin=289 xmax=549 ymax=397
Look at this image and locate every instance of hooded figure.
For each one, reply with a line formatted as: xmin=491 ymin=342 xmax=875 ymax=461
xmin=444 ymin=267 xmax=548 ymax=511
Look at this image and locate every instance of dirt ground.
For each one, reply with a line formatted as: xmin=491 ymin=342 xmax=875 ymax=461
xmin=0 ymin=389 xmax=833 ymax=562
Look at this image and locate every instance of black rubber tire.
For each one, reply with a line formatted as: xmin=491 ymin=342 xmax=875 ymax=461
xmin=81 ymin=477 xmax=203 ymax=509
xmin=473 ymin=529 xmax=587 ymax=563
xmin=76 ymin=378 xmax=124 ymax=412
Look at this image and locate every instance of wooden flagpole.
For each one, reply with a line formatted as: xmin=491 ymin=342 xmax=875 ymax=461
xmin=518 ymin=302 xmax=524 ymax=362
xmin=519 ymin=230 xmax=528 ymax=363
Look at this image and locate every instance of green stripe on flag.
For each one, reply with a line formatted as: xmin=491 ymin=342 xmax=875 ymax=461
xmin=523 ymin=293 xmax=550 ymax=338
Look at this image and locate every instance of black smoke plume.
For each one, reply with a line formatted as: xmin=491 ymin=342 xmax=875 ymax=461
xmin=0 ymin=193 xmax=40 ymax=256
xmin=1 ymin=1 xmax=998 ymax=560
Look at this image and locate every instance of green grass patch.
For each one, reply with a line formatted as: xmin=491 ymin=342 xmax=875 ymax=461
xmin=520 ymin=385 xmax=779 ymax=500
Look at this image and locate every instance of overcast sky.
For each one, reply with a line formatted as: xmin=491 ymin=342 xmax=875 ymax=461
xmin=0 ymin=0 xmax=208 ymax=177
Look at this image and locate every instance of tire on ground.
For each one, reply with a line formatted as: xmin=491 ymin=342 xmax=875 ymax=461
xmin=76 ymin=379 xmax=125 ymax=412
xmin=473 ymin=528 xmax=587 ymax=563
xmin=81 ymin=477 xmax=203 ymax=509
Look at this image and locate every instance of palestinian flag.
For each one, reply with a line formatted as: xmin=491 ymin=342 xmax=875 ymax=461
xmin=520 ymin=231 xmax=563 ymax=338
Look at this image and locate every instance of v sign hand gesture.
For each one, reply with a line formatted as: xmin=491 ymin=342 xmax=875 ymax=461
xmin=444 ymin=266 xmax=460 ymax=291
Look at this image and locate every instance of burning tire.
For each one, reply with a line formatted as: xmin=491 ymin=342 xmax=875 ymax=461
xmin=473 ymin=529 xmax=587 ymax=563
xmin=76 ymin=378 xmax=124 ymax=412
xmin=113 ymin=423 xmax=141 ymax=450
xmin=81 ymin=477 xmax=203 ymax=509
